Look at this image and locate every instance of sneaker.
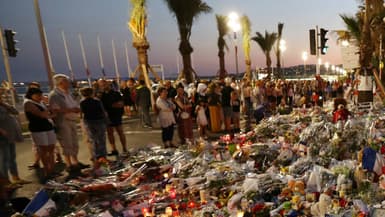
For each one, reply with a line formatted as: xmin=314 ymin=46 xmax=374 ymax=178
xmin=107 ymin=150 xmax=119 ymax=156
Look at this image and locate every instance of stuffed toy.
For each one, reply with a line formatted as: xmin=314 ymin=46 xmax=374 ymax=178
xmin=310 ymin=190 xmax=332 ymax=217
xmin=333 ymin=104 xmax=350 ymax=124
xmin=293 ymin=181 xmax=306 ymax=196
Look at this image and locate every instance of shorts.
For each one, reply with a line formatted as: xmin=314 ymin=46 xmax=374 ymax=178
xmin=56 ymin=120 xmax=79 ymax=156
xmin=108 ymin=116 xmax=123 ymax=127
xmin=108 ymin=115 xmax=123 ymax=127
xmin=222 ymin=106 xmax=232 ymax=118
xmin=31 ymin=130 xmax=56 ymax=146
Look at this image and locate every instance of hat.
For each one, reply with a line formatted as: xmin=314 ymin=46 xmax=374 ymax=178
xmin=53 ymin=73 xmax=69 ymax=80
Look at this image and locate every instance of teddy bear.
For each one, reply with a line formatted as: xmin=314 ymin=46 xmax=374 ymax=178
xmin=310 ymin=189 xmax=333 ymax=217
xmin=293 ymin=180 xmax=306 ymax=196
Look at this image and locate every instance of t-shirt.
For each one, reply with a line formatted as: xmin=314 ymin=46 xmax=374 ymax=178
xmin=100 ymin=90 xmax=124 ymax=119
xmin=231 ymin=99 xmax=241 ymax=112
xmin=221 ymin=86 xmax=233 ymax=107
xmin=80 ymin=98 xmax=106 ymax=121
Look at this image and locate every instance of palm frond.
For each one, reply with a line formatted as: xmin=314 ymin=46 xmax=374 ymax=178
xmin=241 ymin=15 xmax=251 ymax=61
xmin=128 ymin=0 xmax=147 ymax=41
xmin=252 ymin=31 xmax=277 ymax=56
xmin=216 ymin=14 xmax=229 ymax=51
xmin=340 ymin=14 xmax=361 ymax=41
xmin=164 ymin=0 xmax=212 ymax=41
xmin=275 ymin=22 xmax=284 ymax=56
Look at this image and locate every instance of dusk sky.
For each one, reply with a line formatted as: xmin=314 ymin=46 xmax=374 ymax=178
xmin=0 ymin=0 xmax=358 ymax=82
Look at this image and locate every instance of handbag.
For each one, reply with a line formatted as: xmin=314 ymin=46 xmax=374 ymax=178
xmin=180 ymin=111 xmax=190 ymax=119
xmin=179 ymin=96 xmax=190 ymax=119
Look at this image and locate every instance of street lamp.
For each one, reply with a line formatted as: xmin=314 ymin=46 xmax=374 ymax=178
xmin=227 ymin=12 xmax=241 ymax=79
xmin=341 ymin=40 xmax=349 ymax=47
xmin=302 ymin=51 xmax=308 ymax=74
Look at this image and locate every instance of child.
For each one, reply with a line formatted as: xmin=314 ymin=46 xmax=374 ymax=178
xmin=311 ymin=91 xmax=319 ymax=107
xmin=230 ymin=90 xmax=241 ymax=133
xmin=333 ymin=104 xmax=350 ymax=124
xmin=80 ymin=87 xmax=108 ymax=168
xmin=195 ymin=99 xmax=208 ymax=139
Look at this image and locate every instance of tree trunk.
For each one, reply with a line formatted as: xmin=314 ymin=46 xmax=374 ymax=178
xmin=179 ymin=39 xmax=194 ymax=83
xmin=276 ymin=51 xmax=281 ymax=79
xmin=360 ymin=0 xmax=374 ymax=72
xmin=133 ymin=41 xmax=150 ymax=80
xmin=218 ymin=50 xmax=227 ymax=80
xmin=266 ymin=52 xmax=272 ymax=79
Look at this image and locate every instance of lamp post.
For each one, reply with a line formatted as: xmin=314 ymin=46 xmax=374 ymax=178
xmin=279 ymin=39 xmax=286 ymax=77
xmin=317 ymin=58 xmax=322 ymax=74
xmin=227 ymin=12 xmax=241 ymax=79
xmin=302 ymin=51 xmax=308 ymax=75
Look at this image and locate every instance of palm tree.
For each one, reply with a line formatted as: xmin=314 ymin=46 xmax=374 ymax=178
xmin=127 ymin=0 xmax=159 ymax=86
xmin=164 ymin=0 xmax=212 ymax=83
xmin=275 ymin=23 xmax=284 ymax=78
xmin=241 ymin=15 xmax=252 ymax=81
xmin=215 ymin=14 xmax=229 ymax=80
xmin=251 ymin=31 xmax=277 ymax=79
xmin=339 ymin=14 xmax=361 ymax=43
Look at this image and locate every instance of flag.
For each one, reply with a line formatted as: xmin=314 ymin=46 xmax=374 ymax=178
xmin=23 ymin=189 xmax=56 ymax=217
xmin=362 ymin=147 xmax=385 ymax=175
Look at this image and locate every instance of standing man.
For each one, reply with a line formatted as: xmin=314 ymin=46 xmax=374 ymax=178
xmin=165 ymin=80 xmax=177 ymax=100
xmin=49 ymin=74 xmax=89 ymax=173
xmin=221 ymin=77 xmax=234 ymax=133
xmin=136 ymin=80 xmax=152 ymax=128
xmin=98 ymin=79 xmax=127 ymax=155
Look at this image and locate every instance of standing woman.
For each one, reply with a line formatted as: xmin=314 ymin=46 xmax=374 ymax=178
xmin=156 ymin=87 xmax=176 ymax=148
xmin=175 ymin=84 xmax=194 ymax=145
xmin=24 ymin=88 xmax=56 ymax=179
xmin=207 ymin=83 xmax=222 ymax=133
xmin=0 ymin=88 xmax=29 ymax=185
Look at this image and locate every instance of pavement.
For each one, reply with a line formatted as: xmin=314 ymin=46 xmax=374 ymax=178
xmin=11 ymin=112 xmax=230 ymax=199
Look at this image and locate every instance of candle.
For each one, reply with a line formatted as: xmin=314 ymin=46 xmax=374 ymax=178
xmin=188 ymin=201 xmax=196 ymax=209
xmin=200 ymin=190 xmax=207 ymax=204
xmin=163 ymin=173 xmax=169 ymax=179
xmin=169 ymin=189 xmax=177 ymax=199
xmin=237 ymin=210 xmax=244 ymax=217
xmin=142 ymin=207 xmax=150 ymax=217
xmin=165 ymin=207 xmax=173 ymax=216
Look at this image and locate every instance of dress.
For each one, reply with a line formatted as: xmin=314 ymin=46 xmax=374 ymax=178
xmin=196 ymin=106 xmax=208 ymax=126
xmin=175 ymin=94 xmax=193 ymax=143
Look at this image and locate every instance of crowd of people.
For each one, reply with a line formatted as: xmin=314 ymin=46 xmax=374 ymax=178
xmin=0 ymin=73 xmax=357 ymax=196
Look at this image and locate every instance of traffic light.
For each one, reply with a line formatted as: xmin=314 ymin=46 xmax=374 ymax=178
xmin=309 ymin=29 xmax=316 ymax=55
xmin=4 ymin=29 xmax=18 ymax=57
xmin=320 ymin=28 xmax=328 ymax=55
